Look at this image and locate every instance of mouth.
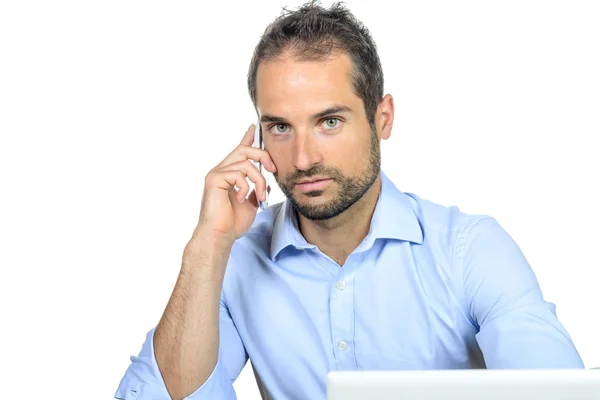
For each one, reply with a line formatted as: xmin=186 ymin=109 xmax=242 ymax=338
xmin=295 ymin=178 xmax=332 ymax=193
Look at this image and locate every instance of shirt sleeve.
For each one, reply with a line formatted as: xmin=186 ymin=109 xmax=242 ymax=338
xmin=114 ymin=298 xmax=248 ymax=399
xmin=460 ymin=216 xmax=585 ymax=368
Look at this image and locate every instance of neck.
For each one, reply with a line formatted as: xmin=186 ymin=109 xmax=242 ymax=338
xmin=297 ymin=175 xmax=382 ymax=266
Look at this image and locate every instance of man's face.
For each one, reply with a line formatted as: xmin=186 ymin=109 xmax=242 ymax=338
xmin=255 ymin=51 xmax=381 ymax=220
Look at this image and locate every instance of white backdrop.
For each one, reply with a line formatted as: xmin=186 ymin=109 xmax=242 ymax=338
xmin=1 ymin=1 xmax=598 ymax=399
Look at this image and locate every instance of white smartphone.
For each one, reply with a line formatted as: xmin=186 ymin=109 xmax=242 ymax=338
xmin=253 ymin=121 xmax=269 ymax=210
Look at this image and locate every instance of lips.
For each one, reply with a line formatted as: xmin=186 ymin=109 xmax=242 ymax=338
xmin=297 ymin=177 xmax=329 ymax=184
xmin=295 ymin=178 xmax=332 ymax=192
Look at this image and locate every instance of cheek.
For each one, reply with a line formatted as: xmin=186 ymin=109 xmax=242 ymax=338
xmin=332 ymin=140 xmax=367 ymax=169
xmin=269 ymin=149 xmax=293 ymax=175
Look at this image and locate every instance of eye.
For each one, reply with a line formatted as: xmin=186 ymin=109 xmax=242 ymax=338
xmin=323 ymin=118 xmax=340 ymax=129
xmin=270 ymin=123 xmax=289 ymax=135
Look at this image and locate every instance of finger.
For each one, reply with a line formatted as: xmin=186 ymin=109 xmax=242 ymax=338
xmin=230 ymin=187 xmax=259 ymax=214
xmin=216 ymin=146 xmax=277 ymax=174
xmin=231 ymin=174 xmax=251 ymax=204
xmin=219 ymin=159 xmax=267 ymax=202
xmin=206 ymin=169 xmax=250 ymax=204
xmin=260 ymin=152 xmax=277 ymax=174
xmin=240 ymin=123 xmax=256 ymax=146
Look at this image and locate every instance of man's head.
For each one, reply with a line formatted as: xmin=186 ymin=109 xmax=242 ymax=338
xmin=248 ymin=1 xmax=394 ymax=220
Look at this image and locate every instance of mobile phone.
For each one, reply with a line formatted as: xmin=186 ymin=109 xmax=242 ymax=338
xmin=253 ymin=121 xmax=269 ymax=210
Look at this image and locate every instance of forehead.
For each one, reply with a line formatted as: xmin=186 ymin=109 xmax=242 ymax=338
xmin=255 ymin=52 xmax=361 ymax=117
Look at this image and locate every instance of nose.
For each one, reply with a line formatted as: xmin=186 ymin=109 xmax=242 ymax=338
xmin=291 ymin=129 xmax=323 ymax=171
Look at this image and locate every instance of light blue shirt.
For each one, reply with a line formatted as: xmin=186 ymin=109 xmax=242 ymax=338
xmin=115 ymin=170 xmax=584 ymax=400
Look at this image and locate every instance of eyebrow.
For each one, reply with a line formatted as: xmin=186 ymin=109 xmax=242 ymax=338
xmin=260 ymin=105 xmax=353 ymax=124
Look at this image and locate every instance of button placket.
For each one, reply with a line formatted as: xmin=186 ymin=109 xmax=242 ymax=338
xmin=329 ymin=269 xmax=356 ymax=370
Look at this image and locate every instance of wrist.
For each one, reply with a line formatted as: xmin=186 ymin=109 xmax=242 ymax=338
xmin=183 ymin=228 xmax=235 ymax=263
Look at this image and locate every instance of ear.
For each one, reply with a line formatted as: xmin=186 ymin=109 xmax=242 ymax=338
xmin=376 ymin=94 xmax=394 ymax=140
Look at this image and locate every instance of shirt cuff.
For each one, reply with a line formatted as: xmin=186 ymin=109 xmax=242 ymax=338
xmin=114 ymin=327 xmax=236 ymax=399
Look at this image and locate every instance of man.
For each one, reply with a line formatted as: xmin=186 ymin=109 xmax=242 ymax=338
xmin=115 ymin=2 xmax=584 ymax=399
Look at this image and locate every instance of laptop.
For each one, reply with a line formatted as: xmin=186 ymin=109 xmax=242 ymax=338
xmin=326 ymin=369 xmax=600 ymax=400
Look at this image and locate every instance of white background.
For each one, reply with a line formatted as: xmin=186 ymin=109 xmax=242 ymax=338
xmin=1 ymin=1 xmax=598 ymax=399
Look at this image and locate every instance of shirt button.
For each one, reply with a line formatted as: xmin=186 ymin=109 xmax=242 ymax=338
xmin=338 ymin=340 xmax=348 ymax=351
xmin=336 ymin=280 xmax=346 ymax=290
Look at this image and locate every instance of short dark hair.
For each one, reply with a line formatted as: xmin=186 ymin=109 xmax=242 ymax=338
xmin=247 ymin=1 xmax=384 ymax=127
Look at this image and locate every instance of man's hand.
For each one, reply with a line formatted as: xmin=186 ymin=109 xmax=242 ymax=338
xmin=192 ymin=123 xmax=277 ymax=244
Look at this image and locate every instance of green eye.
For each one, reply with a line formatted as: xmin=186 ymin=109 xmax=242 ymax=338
xmin=324 ymin=118 xmax=339 ymax=128
xmin=276 ymin=124 xmax=287 ymax=133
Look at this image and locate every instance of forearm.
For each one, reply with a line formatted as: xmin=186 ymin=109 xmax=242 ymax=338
xmin=154 ymin=232 xmax=234 ymax=400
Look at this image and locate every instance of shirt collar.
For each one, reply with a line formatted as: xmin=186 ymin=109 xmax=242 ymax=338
xmin=269 ymin=170 xmax=423 ymax=260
